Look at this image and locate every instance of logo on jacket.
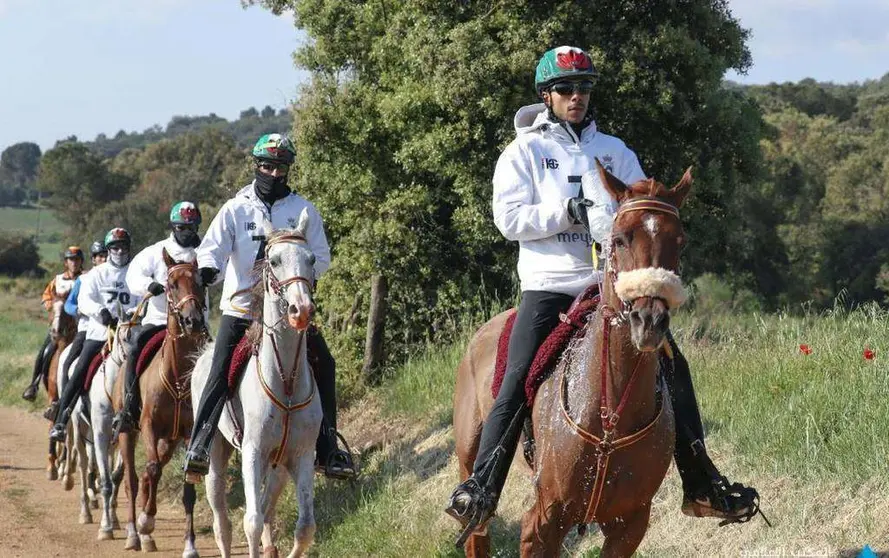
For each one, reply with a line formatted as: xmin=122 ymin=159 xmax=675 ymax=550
xmin=601 ymin=154 xmax=614 ymax=173
xmin=541 ymin=157 xmax=560 ymax=170
xmin=245 ymin=221 xmax=257 ymax=231
xmin=556 ymin=49 xmax=592 ymax=71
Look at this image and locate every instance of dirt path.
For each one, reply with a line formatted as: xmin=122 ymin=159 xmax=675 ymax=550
xmin=0 ymin=406 xmax=241 ymax=557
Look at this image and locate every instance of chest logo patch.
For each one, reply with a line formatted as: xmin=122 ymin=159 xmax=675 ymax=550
xmin=541 ymin=157 xmax=560 ymax=170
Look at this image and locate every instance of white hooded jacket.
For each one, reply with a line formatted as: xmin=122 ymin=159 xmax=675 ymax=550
xmin=78 ymin=261 xmax=136 ymax=341
xmin=126 ymin=235 xmax=197 ymax=328
xmin=197 ymin=182 xmax=331 ymax=318
xmin=492 ymin=103 xmax=646 ymax=297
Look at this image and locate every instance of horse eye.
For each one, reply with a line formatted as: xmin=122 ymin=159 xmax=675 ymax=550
xmin=309 ymin=254 xmax=316 ymax=266
xmin=270 ymin=257 xmax=282 ymax=267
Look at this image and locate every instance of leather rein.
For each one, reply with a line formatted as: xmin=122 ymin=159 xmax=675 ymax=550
xmin=559 ymin=196 xmax=682 ymax=524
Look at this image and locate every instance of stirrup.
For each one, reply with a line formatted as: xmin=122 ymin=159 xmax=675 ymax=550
xmin=49 ymin=423 xmax=67 ymax=443
xmin=22 ymin=384 xmax=38 ymax=402
xmin=315 ymin=431 xmax=359 ymax=480
xmin=111 ymin=410 xmax=137 ymax=438
xmin=445 ymin=477 xmax=496 ymax=547
xmin=183 ymin=446 xmax=211 ymax=484
xmin=683 ymin=478 xmax=770 ymax=527
xmin=43 ymin=401 xmax=59 ymax=421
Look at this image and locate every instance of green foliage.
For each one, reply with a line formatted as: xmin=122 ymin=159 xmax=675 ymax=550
xmin=255 ymin=0 xmax=759 ymax=370
xmin=0 ymin=142 xmax=41 ymax=205
xmin=0 ymin=235 xmax=42 ymax=276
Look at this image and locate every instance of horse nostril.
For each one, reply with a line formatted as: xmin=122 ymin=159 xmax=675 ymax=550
xmin=629 ymin=310 xmax=643 ymax=329
xmin=289 ymin=304 xmax=300 ymax=316
xmin=653 ymin=311 xmax=670 ymax=332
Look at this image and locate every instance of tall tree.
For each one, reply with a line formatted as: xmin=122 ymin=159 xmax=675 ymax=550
xmin=248 ymin=0 xmax=763 ymax=364
xmin=0 ymin=142 xmax=42 ymax=204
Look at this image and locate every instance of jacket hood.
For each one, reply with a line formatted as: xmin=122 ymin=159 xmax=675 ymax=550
xmin=513 ymin=103 xmax=598 ymax=140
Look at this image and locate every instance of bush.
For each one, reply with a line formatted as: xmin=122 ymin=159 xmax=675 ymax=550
xmin=0 ymin=235 xmax=43 ymax=277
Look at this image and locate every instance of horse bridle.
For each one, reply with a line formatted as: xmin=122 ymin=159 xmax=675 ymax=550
xmin=262 ymin=233 xmax=316 ymax=331
xmin=606 ymin=196 xmax=682 ymax=316
xmin=166 ymin=262 xmax=207 ymax=338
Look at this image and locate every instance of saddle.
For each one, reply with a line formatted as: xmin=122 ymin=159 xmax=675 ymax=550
xmin=83 ymin=348 xmax=109 ymax=392
xmin=135 ymin=330 xmax=167 ymax=377
xmin=228 ymin=335 xmax=256 ymax=394
xmin=491 ymin=285 xmax=601 ymax=406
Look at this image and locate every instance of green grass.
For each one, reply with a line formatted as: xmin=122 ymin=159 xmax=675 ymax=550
xmin=0 ymin=206 xmax=67 ymax=267
xmin=0 ymin=289 xmax=54 ymax=410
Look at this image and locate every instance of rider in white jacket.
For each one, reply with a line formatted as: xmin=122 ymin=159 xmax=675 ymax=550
xmin=446 ymin=46 xmax=761 ymax=535
xmin=184 ymin=133 xmax=355 ymax=482
xmin=112 ymin=202 xmax=203 ymax=435
xmin=50 ymin=228 xmax=135 ymax=442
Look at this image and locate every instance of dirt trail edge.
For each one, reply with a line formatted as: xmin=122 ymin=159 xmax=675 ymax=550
xmin=0 ymin=405 xmax=233 ymax=558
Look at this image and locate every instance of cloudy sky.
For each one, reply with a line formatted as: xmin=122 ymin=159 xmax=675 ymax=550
xmin=1 ymin=0 xmax=887 ymax=152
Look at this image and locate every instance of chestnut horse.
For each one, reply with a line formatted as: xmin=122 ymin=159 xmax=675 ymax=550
xmin=453 ymin=161 xmax=693 ymax=557
xmin=115 ymin=250 xmax=206 ymax=555
xmin=45 ymin=297 xmax=77 ymax=481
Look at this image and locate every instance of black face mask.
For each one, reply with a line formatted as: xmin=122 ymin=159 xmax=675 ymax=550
xmin=173 ymin=228 xmax=200 ymax=248
xmin=254 ymin=170 xmax=291 ymax=204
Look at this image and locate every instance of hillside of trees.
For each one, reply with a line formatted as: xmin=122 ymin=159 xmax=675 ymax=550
xmin=4 ymin=0 xmax=888 ymax=382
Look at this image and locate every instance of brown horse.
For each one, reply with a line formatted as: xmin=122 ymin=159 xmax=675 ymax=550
xmin=45 ymin=297 xmax=78 ymax=481
xmin=453 ymin=161 xmax=693 ymax=557
xmin=114 ymin=250 xmax=206 ymax=555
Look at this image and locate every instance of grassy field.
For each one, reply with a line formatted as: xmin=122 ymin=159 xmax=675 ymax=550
xmin=0 ymin=206 xmax=68 ymax=267
xmin=2 ymin=286 xmax=888 ymax=556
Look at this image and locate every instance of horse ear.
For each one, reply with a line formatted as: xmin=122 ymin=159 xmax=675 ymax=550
xmin=296 ymin=207 xmax=310 ymax=237
xmin=671 ymin=166 xmax=693 ymax=208
xmin=595 ymin=158 xmax=628 ymax=203
xmin=162 ymin=248 xmax=175 ymax=267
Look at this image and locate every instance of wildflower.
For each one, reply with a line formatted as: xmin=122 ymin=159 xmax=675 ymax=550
xmin=799 ymin=344 xmax=812 ymax=355
xmin=864 ymin=346 xmax=875 ymax=360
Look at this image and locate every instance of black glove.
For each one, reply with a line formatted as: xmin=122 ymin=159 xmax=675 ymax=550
xmin=147 ymin=282 xmax=165 ymax=297
xmin=99 ymin=308 xmax=113 ymax=326
xmin=567 ymin=197 xmax=594 ymax=231
xmin=199 ymin=267 xmax=219 ymax=287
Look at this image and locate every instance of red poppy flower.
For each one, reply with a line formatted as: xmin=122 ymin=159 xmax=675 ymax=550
xmin=864 ymin=346 xmax=875 ymax=360
xmin=799 ymin=344 xmax=812 ymax=355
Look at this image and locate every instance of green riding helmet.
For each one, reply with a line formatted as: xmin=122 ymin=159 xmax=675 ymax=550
xmin=169 ymin=201 xmax=202 ymax=225
xmin=535 ymin=46 xmax=598 ymax=93
xmin=252 ymin=133 xmax=296 ymax=164
xmin=104 ymin=227 xmax=132 ymax=248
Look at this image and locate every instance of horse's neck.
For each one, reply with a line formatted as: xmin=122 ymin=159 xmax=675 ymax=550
xmin=255 ymin=298 xmax=311 ymax=401
xmin=570 ymin=305 xmax=660 ymax=436
xmin=160 ymin=315 xmax=202 ymax=381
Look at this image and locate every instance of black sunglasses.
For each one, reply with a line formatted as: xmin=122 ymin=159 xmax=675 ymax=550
xmin=550 ymin=81 xmax=594 ymax=96
xmin=257 ymin=160 xmax=290 ymax=174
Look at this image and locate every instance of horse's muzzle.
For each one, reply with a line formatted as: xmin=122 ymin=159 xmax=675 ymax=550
xmin=629 ymin=297 xmax=670 ymax=352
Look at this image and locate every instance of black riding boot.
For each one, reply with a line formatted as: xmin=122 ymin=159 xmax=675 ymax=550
xmin=113 ymin=324 xmax=164 ymax=436
xmin=308 ymin=327 xmax=356 ymax=480
xmin=49 ymin=339 xmax=104 ymax=442
xmin=23 ymin=333 xmax=53 ymax=401
xmin=184 ymin=316 xmax=250 ymax=482
xmin=664 ymin=333 xmax=762 ymax=525
xmin=446 ymin=291 xmax=572 ymax=545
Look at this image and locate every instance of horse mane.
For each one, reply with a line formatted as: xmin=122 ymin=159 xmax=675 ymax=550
xmin=627 ymin=177 xmax=672 ymax=199
xmin=245 ymin=229 xmax=296 ymax=345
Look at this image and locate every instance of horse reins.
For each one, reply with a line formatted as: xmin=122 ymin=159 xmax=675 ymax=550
xmin=561 ymin=195 xmax=680 ymax=524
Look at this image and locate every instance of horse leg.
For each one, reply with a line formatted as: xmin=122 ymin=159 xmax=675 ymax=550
xmin=206 ymin=437 xmax=235 ymax=558
xmin=111 ymin=451 xmax=124 ymax=530
xmin=88 ymin=440 xmax=100 ymax=509
xmin=183 ymin=479 xmax=199 ymax=558
xmin=599 ymin=503 xmax=652 ymax=558
xmin=519 ymin=500 xmax=572 ymax=558
xmin=47 ymin=435 xmax=58 ymax=480
xmin=138 ymin=432 xmax=161 ymax=552
xmin=75 ymin=416 xmax=94 ymax=524
xmin=94 ymin=417 xmax=115 ymax=539
xmin=121 ymin=431 xmax=141 ymax=551
xmin=242 ymin=447 xmax=270 ymax=558
xmin=260 ymin=466 xmax=288 ymax=558
xmin=284 ymin=452 xmax=316 ymax=558
xmin=63 ymin=418 xmax=77 ymax=491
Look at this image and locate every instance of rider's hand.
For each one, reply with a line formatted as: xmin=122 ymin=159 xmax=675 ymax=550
xmin=567 ymin=197 xmax=594 ymax=226
xmin=99 ymin=308 xmax=114 ymax=326
xmin=147 ymin=282 xmax=165 ymax=297
xmin=198 ymin=267 xmax=219 ymax=287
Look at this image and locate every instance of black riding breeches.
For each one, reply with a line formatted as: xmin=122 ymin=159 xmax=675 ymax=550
xmin=307 ymin=326 xmax=339 ymax=459
xmin=187 ymin=315 xmax=251 ymax=452
xmin=30 ymin=333 xmax=53 ymax=389
xmin=55 ymin=339 xmax=105 ymax=424
xmin=472 ymin=291 xmax=574 ymax=481
xmin=61 ymin=331 xmax=87 ymax=389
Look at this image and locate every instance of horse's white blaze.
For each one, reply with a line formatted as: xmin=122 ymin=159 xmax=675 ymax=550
xmin=642 ymin=214 xmax=659 ymax=238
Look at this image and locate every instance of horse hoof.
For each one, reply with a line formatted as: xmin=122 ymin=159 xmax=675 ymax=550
xmin=47 ymin=468 xmax=58 ymax=481
xmin=80 ymin=511 xmax=93 ymax=524
xmin=63 ymin=475 xmax=74 ymax=491
xmin=182 ymin=549 xmax=199 ymax=558
xmin=140 ymin=536 xmax=157 ymax=552
xmin=125 ymin=535 xmax=141 ymax=551
xmin=97 ymin=529 xmax=114 ymax=541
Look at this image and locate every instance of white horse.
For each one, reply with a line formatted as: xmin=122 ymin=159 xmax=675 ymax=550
xmin=191 ymin=213 xmax=323 ymax=558
xmin=56 ymin=344 xmax=101 ymax=522
xmin=86 ymin=322 xmax=129 ymax=541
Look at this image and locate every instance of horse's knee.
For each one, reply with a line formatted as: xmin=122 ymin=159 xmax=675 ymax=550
xmin=145 ymin=461 xmax=161 ymax=481
xmin=243 ymin=512 xmax=264 ymax=537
